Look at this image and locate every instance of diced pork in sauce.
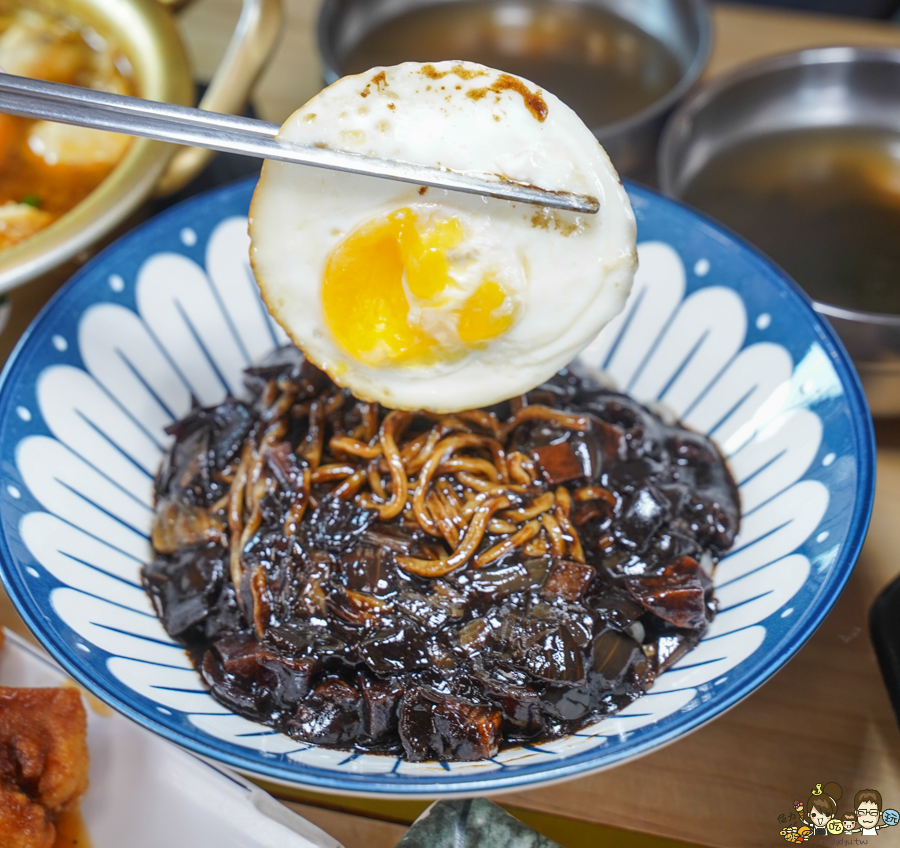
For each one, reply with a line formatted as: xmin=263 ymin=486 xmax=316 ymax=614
xmin=145 ymin=348 xmax=739 ymax=761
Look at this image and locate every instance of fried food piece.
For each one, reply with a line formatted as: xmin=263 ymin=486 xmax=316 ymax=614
xmin=0 ymin=687 xmax=89 ymax=808
xmin=0 ymin=687 xmax=89 ymax=848
xmin=0 ymin=784 xmax=54 ymax=848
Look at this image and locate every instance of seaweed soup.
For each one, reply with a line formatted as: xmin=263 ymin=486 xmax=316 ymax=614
xmin=144 ymin=349 xmax=740 ymax=763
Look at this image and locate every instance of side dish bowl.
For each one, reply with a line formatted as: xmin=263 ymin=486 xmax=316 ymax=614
xmin=0 ymin=0 xmax=280 ymax=295
xmin=317 ymin=0 xmax=711 ymax=183
xmin=0 ymin=178 xmax=874 ymax=796
xmin=658 ymin=47 xmax=900 ymax=417
xmin=0 ymin=0 xmax=193 ymax=294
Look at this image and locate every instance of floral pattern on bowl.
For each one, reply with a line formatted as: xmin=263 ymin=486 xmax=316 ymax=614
xmin=0 ymin=179 xmax=874 ymax=795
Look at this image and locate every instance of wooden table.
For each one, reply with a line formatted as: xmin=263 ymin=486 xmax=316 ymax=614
xmin=3 ymin=3 xmax=900 ymax=847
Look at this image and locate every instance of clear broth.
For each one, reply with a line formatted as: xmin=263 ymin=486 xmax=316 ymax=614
xmin=682 ymin=126 xmax=900 ymax=315
xmin=341 ymin=0 xmax=683 ymax=128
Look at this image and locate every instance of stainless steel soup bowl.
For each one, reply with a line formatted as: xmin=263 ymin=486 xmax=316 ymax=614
xmin=317 ymin=0 xmax=711 ymax=184
xmin=659 ymin=47 xmax=900 ymax=417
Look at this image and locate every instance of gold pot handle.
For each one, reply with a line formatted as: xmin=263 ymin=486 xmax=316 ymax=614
xmin=154 ymin=0 xmax=282 ymax=196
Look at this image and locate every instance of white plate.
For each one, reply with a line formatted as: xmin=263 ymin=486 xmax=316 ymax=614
xmin=0 ymin=629 xmax=343 ymax=848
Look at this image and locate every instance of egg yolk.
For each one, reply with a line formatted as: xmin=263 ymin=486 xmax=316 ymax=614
xmin=322 ymin=208 xmax=514 ymax=367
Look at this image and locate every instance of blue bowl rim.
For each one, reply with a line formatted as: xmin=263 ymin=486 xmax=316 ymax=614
xmin=0 ymin=177 xmax=876 ymax=796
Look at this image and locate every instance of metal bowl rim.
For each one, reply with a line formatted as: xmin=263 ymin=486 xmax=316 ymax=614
xmin=315 ymin=0 xmax=713 ymax=138
xmin=814 ymin=300 xmax=900 ymax=329
xmin=658 ymin=44 xmax=900 ymax=192
xmin=658 ymin=44 xmax=900 ymax=331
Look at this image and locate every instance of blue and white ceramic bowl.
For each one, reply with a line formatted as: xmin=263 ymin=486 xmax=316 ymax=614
xmin=0 ymin=179 xmax=874 ymax=796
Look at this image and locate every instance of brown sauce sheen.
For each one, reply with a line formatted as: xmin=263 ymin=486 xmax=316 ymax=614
xmin=421 ymin=63 xmax=487 ymax=82
xmin=466 ymin=72 xmax=547 ymax=122
xmin=416 ymin=57 xmax=548 ymax=121
xmin=143 ymin=348 xmax=739 ymax=762
xmin=340 ymin=0 xmax=683 ymax=129
xmin=53 ymin=804 xmax=91 ymax=848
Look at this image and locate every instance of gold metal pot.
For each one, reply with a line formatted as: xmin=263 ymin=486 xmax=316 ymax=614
xmin=0 ymin=0 xmax=281 ymax=294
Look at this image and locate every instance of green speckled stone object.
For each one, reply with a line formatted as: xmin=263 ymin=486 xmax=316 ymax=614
xmin=396 ymin=799 xmax=564 ymax=848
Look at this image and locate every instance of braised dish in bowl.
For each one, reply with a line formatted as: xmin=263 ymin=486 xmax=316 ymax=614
xmin=0 ymin=0 xmax=279 ymax=294
xmin=146 ymin=349 xmax=737 ymax=762
xmin=0 ymin=179 xmax=874 ymax=794
xmin=0 ymin=3 xmax=135 ymax=252
xmin=0 ymin=0 xmax=192 ymax=293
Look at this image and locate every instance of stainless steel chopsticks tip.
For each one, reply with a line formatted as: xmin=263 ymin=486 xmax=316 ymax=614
xmin=0 ymin=72 xmax=600 ymax=215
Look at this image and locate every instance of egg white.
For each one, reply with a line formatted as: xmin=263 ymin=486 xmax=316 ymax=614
xmin=249 ymin=60 xmax=637 ymax=412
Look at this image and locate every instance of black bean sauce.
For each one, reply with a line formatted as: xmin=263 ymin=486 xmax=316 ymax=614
xmin=143 ymin=347 xmax=739 ymax=762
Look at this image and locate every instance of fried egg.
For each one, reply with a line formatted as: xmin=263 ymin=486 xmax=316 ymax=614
xmin=249 ymin=61 xmax=636 ymax=412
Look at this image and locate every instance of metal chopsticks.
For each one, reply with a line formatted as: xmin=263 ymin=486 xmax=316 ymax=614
xmin=0 ymin=73 xmax=600 ymax=214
